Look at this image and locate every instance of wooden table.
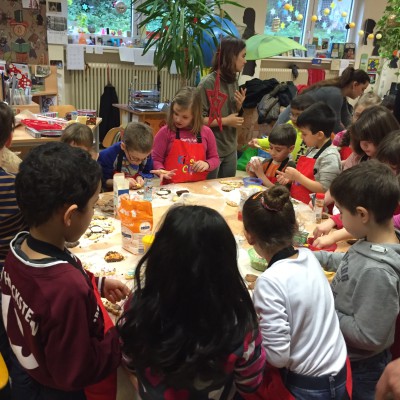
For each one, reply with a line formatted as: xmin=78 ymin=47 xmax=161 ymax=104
xmin=10 ymin=118 xmax=102 ymax=158
xmin=112 ymin=104 xmax=167 ymax=135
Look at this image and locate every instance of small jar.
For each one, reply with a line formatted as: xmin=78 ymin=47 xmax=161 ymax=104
xmin=314 ymin=193 xmax=325 ymax=224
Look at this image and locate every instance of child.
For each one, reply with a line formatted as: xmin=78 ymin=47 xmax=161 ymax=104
xmin=0 ymin=142 xmax=130 ymax=398
xmin=199 ymin=37 xmax=247 ymax=179
xmin=314 ymin=160 xmax=400 ymax=400
xmin=332 ymin=92 xmax=381 ymax=161
xmin=313 ymin=107 xmax=400 ymax=248
xmin=276 ymin=102 xmax=341 ymax=204
xmin=151 ymin=86 xmax=219 ymax=184
xmin=246 ymin=124 xmax=296 ymax=188
xmin=248 ymin=94 xmax=314 ymax=162
xmin=117 ymin=205 xmax=266 ymax=399
xmin=61 ymin=122 xmax=97 ymax=159
xmin=0 ymin=102 xmax=28 ymax=398
xmin=242 ymin=186 xmax=348 ymax=399
xmin=98 ymin=121 xmax=153 ymax=190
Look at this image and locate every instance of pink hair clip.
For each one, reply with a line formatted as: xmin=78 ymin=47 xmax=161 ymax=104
xmin=261 ymin=196 xmax=279 ymax=212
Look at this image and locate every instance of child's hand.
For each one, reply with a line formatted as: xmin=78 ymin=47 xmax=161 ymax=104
xmin=150 ymin=169 xmax=177 ymax=184
xmin=226 ymin=113 xmax=244 ymax=127
xmin=276 ymin=175 xmax=290 ymax=186
xmin=192 ymin=160 xmax=209 ymax=173
xmin=276 ymin=167 xmax=300 ymax=182
xmin=103 ymin=279 xmax=131 ymax=304
xmin=251 ymin=158 xmax=264 ymax=178
xmin=313 ymin=219 xmax=336 ymax=238
xmin=248 ymin=138 xmax=261 ymax=148
xmin=234 ymin=88 xmax=246 ymax=110
xmin=312 ymin=234 xmax=336 ymax=249
xmin=127 ymin=177 xmax=143 ymax=189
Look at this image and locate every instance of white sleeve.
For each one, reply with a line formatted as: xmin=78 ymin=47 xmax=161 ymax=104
xmin=253 ymin=275 xmax=291 ymax=368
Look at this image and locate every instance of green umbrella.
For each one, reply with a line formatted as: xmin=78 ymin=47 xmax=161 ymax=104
xmin=245 ymin=34 xmax=307 ymax=60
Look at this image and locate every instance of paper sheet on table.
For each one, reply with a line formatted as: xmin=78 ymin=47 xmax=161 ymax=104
xmin=119 ymin=47 xmax=135 ymax=62
xmin=133 ymin=48 xmax=155 ymax=66
xmin=66 ymin=45 xmax=84 ymax=70
xmin=339 ymin=59 xmax=350 ymax=75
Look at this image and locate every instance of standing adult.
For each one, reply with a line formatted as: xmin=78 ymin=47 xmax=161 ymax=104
xmin=198 ymin=37 xmax=247 ymax=179
xmin=277 ymin=67 xmax=370 ymax=133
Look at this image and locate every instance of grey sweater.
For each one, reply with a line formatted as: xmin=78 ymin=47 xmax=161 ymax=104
xmin=198 ymin=72 xmax=239 ymax=158
xmin=315 ymin=235 xmax=400 ymax=361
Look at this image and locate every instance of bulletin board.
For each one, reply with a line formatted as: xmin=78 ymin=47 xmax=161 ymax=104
xmin=0 ymin=0 xmax=48 ymax=64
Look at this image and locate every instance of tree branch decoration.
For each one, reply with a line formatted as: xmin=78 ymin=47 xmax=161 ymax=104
xmin=133 ymin=0 xmax=243 ymax=80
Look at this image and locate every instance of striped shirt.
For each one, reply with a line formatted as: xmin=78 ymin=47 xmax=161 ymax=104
xmin=0 ymin=168 xmax=26 ymax=269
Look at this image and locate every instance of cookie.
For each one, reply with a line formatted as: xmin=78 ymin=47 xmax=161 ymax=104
xmin=219 ymin=180 xmax=243 ymax=188
xmin=245 ymin=274 xmax=258 ymax=283
xmin=124 ymin=269 xmax=135 ymax=280
xmin=104 ymin=251 xmax=125 ymax=263
xmin=65 ymin=241 xmax=79 ymax=248
xmin=176 ymin=189 xmax=189 ymax=197
xmin=102 ymin=299 xmax=122 ymax=316
xmin=221 ymin=185 xmax=234 ymax=192
xmin=226 ymin=200 xmax=239 ymax=207
xmin=156 ymin=189 xmax=171 ymax=196
xmin=247 ymin=281 xmax=256 ymax=290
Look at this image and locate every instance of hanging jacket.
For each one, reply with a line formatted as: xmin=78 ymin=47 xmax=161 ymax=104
xmin=99 ymin=85 xmax=120 ymax=144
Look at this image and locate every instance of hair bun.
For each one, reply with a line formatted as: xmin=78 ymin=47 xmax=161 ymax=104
xmin=262 ymin=186 xmax=290 ymax=212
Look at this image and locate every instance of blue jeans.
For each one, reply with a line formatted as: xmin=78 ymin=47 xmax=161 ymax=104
xmin=351 ymin=350 xmax=391 ymax=400
xmin=207 ymin=151 xmax=237 ymax=179
xmin=284 ymin=363 xmax=347 ymax=400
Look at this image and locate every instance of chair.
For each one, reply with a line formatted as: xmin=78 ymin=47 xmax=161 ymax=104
xmin=0 ymin=353 xmax=9 ymax=389
xmin=48 ymin=105 xmax=76 ymax=118
xmin=102 ymin=126 xmax=123 ymax=148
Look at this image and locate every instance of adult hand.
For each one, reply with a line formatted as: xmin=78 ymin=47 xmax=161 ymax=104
xmin=376 ymin=358 xmax=400 ymax=400
xmin=192 ymin=160 xmax=209 ymax=173
xmin=103 ymin=279 xmax=130 ymax=304
xmin=235 ymin=87 xmax=247 ymax=110
xmin=225 ymin=113 xmax=244 ymax=127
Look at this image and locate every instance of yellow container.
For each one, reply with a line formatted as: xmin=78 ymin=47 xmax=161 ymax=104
xmin=142 ymin=234 xmax=155 ymax=252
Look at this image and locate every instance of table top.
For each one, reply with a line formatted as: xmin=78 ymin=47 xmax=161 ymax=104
xmin=71 ymin=178 xmax=348 ymax=296
xmin=112 ymin=103 xmax=166 ymax=116
xmin=11 ymin=118 xmax=102 ymax=146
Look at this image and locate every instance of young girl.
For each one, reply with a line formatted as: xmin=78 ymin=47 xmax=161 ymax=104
xmin=242 ymin=186 xmax=349 ymax=399
xmin=117 ymin=205 xmax=266 ymax=399
xmin=151 ymin=86 xmax=219 ymax=184
xmin=332 ymin=92 xmax=381 ymax=161
xmin=199 ymin=37 xmax=247 ymax=179
xmin=314 ymin=106 xmax=400 ymax=248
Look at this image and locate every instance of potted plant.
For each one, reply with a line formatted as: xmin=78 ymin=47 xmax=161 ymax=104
xmin=133 ymin=0 xmax=243 ymax=81
xmin=376 ymin=0 xmax=400 ymax=60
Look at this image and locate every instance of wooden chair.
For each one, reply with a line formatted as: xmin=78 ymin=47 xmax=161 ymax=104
xmin=48 ymin=105 xmax=76 ymax=118
xmin=102 ymin=126 xmax=123 ymax=148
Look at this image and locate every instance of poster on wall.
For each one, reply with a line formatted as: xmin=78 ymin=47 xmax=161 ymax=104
xmin=1 ymin=2 xmax=48 ymax=65
xmin=46 ymin=0 xmax=68 ymax=45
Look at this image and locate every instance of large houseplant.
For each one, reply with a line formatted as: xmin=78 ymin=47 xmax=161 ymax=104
xmin=376 ymin=0 xmax=400 ymax=60
xmin=133 ymin=0 xmax=243 ymax=81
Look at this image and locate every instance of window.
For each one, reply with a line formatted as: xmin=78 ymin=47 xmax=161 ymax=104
xmin=264 ymin=0 xmax=354 ymax=47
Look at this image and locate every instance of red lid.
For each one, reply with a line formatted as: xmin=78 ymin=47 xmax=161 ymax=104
xmin=316 ymin=193 xmax=325 ymax=199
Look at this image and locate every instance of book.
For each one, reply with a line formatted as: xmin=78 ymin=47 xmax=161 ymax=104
xmin=329 ymin=43 xmax=344 ymax=59
xmin=367 ymin=57 xmax=380 ymax=72
xmin=342 ymin=42 xmax=356 ymax=60
xmin=305 ymin=44 xmax=316 ymax=58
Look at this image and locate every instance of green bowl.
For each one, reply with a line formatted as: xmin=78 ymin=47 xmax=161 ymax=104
xmin=248 ymin=247 xmax=267 ymax=272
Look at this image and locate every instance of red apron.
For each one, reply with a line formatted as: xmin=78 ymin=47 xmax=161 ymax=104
xmin=264 ymin=158 xmax=290 ymax=185
xmin=84 ymin=273 xmax=117 ymax=400
xmin=163 ymin=129 xmax=208 ymax=184
xmin=290 ymin=141 xmax=332 ymax=204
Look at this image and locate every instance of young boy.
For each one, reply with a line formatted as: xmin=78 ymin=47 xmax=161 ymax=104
xmin=0 ymin=142 xmax=130 ymax=398
xmin=98 ymin=122 xmax=154 ymax=190
xmin=246 ymin=124 xmax=297 ymax=188
xmin=276 ymin=102 xmax=341 ymax=204
xmin=61 ymin=122 xmax=97 ymax=159
xmin=248 ymin=94 xmax=314 ymax=162
xmin=315 ymin=160 xmax=400 ymax=400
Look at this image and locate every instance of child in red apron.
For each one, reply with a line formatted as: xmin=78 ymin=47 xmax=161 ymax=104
xmin=151 ymin=87 xmax=219 ymax=184
xmin=246 ymin=124 xmax=297 ymax=188
xmin=276 ymin=102 xmax=341 ymax=204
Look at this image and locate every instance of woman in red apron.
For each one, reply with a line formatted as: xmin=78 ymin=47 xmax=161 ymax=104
xmin=151 ymin=87 xmax=219 ymax=184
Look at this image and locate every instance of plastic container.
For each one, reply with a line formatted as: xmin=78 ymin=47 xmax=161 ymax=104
xmin=243 ymin=177 xmax=263 ymax=187
xmin=143 ymin=178 xmax=153 ymax=201
xmin=248 ymin=247 xmax=267 ymax=272
xmin=293 ymin=230 xmax=309 ymax=247
xmin=142 ymin=234 xmax=155 ymax=252
xmin=314 ymin=193 xmax=325 ymax=224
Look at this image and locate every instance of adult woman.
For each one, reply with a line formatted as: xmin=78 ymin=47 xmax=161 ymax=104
xmin=277 ymin=67 xmax=370 ymax=133
xmin=199 ymin=37 xmax=247 ymax=179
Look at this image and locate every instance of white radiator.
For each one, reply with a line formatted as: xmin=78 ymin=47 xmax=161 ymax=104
xmin=69 ymin=63 xmax=184 ymax=111
xmin=259 ymin=67 xmax=338 ymax=85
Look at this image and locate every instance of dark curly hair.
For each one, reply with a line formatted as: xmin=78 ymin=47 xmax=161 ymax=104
xmin=15 ymin=142 xmax=102 ymax=227
xmin=117 ymin=205 xmax=258 ymax=387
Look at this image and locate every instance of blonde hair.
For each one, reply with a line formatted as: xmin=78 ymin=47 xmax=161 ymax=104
xmin=355 ymin=92 xmax=381 ymax=109
xmin=167 ymin=87 xmax=203 ymax=135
